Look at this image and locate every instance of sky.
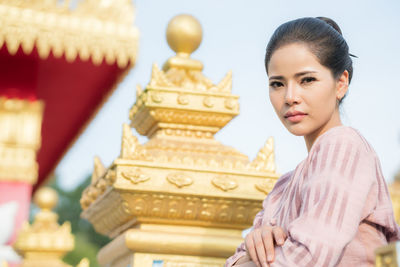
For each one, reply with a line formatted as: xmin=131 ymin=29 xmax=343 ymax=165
xmin=56 ymin=0 xmax=400 ymax=190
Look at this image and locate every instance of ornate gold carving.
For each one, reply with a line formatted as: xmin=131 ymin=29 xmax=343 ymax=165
xmin=75 ymin=0 xmax=134 ymax=25
xmin=166 ymin=172 xmax=193 ymax=188
xmin=128 ymin=16 xmax=239 ymax=139
xmin=211 ymin=176 xmax=238 ymax=192
xmin=149 ymin=63 xmax=174 ymax=88
xmin=14 ymin=187 xmax=75 ymax=267
xmin=136 ymin=84 xmax=143 ymax=100
xmin=120 ymin=123 xmax=146 ymax=159
xmin=250 ymin=137 xmax=277 ymax=173
xmin=91 ymin=156 xmax=106 ymax=183
xmin=216 ymin=70 xmax=232 ymax=93
xmin=255 ymin=179 xmax=276 ymax=195
xmin=121 ymin=168 xmax=150 ymax=185
xmin=82 ymin=191 xmax=263 ymax=236
xmin=203 ymin=97 xmax=214 ymax=108
xmin=177 ymin=94 xmax=189 ymax=105
xmin=0 ymin=0 xmax=138 ymax=67
xmin=151 ymin=92 xmax=163 ymax=103
xmin=0 ymin=98 xmax=44 ymax=184
xmin=224 ymin=98 xmax=237 ymax=110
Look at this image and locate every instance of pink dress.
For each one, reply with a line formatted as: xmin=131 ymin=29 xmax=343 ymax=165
xmin=226 ymin=125 xmax=400 ymax=266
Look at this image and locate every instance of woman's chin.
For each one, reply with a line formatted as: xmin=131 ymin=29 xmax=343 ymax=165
xmin=284 ymin=123 xmax=310 ymax=136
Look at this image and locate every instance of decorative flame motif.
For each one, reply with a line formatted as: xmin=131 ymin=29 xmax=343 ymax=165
xmin=255 ymin=179 xmax=276 ymax=194
xmin=203 ymin=97 xmax=214 ymax=108
xmin=120 ymin=123 xmax=145 ymax=159
xmin=91 ymin=156 xmax=106 ymax=183
xmin=250 ymin=137 xmax=276 ymax=173
xmin=121 ymin=168 xmax=150 ymax=184
xmin=166 ymin=172 xmax=193 ymax=188
xmin=211 ymin=176 xmax=238 ymax=192
xmin=177 ymin=94 xmax=189 ymax=105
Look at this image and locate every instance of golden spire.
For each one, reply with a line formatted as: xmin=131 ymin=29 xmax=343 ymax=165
xmin=80 ymin=14 xmax=279 ymax=267
xmin=14 ymin=187 xmax=74 ymax=267
xmin=129 ymin=15 xmax=238 ymax=137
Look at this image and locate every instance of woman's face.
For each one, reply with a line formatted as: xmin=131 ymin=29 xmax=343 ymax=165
xmin=267 ymin=43 xmax=348 ymax=144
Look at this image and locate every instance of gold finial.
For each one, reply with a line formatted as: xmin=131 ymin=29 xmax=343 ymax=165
xmin=34 ymin=187 xmax=58 ymax=211
xmin=164 ymin=15 xmax=204 ymax=71
xmin=166 ymin=14 xmax=202 ymax=57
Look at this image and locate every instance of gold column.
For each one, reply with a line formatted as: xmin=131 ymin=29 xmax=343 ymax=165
xmin=80 ymin=14 xmax=280 ymax=267
xmin=0 ymin=98 xmax=44 ymax=184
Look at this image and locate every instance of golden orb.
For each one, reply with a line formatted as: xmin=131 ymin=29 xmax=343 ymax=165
xmin=166 ymin=14 xmax=203 ymax=56
xmin=34 ymin=187 xmax=58 ymax=210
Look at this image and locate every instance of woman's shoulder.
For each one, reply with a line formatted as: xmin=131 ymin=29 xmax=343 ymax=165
xmin=307 ymin=126 xmax=381 ymax=184
xmin=311 ymin=125 xmax=375 ymax=155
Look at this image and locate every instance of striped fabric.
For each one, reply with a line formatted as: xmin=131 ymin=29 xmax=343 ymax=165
xmin=226 ymin=126 xmax=400 ymax=267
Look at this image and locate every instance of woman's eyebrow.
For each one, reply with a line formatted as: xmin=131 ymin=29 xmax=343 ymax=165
xmin=295 ymin=71 xmax=317 ymax=77
xmin=269 ymin=71 xmax=317 ymax=81
xmin=269 ymin=75 xmax=284 ymax=80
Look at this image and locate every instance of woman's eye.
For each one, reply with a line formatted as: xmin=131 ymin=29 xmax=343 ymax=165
xmin=301 ymin=77 xmax=316 ymax=84
xmin=269 ymin=81 xmax=284 ymax=88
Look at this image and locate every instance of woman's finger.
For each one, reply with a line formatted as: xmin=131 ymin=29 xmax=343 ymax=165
xmin=254 ymin=229 xmax=269 ymax=267
xmin=261 ymin=227 xmax=275 ymax=263
xmin=245 ymin=232 xmax=261 ymax=267
xmin=272 ymin=227 xmax=287 ymax=246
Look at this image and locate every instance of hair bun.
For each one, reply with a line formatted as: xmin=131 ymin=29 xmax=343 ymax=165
xmin=316 ymin=17 xmax=342 ymax=35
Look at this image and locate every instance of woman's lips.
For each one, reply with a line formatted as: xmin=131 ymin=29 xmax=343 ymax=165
xmin=286 ymin=114 xmax=306 ymax=123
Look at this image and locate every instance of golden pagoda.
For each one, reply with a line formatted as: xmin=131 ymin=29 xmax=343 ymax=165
xmin=14 ymin=187 xmax=89 ymax=267
xmin=80 ymin=14 xmax=279 ymax=266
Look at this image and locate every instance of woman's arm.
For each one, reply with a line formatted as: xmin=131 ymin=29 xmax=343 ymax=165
xmin=270 ymin=134 xmax=377 ymax=266
xmin=226 ymin=171 xmax=293 ymax=267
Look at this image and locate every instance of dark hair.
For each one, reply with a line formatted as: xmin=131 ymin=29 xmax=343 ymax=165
xmin=265 ymin=17 xmax=354 ymax=103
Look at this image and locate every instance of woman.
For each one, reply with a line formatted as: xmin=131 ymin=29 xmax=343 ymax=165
xmin=225 ymin=17 xmax=400 ymax=267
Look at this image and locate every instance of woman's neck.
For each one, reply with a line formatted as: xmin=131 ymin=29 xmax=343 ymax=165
xmin=304 ymin=116 xmax=343 ymax=153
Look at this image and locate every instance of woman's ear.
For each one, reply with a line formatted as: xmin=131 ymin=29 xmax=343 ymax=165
xmin=336 ymin=70 xmax=349 ymax=101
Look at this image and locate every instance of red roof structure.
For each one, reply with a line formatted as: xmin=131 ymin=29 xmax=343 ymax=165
xmin=0 ymin=0 xmax=139 ymax=190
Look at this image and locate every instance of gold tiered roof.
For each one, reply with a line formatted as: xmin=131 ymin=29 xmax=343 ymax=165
xmin=80 ymin=16 xmax=279 ymax=260
xmin=0 ymin=0 xmax=138 ymax=67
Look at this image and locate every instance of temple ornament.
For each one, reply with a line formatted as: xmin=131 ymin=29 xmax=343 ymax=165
xmin=0 ymin=0 xmax=138 ymax=67
xmin=0 ymin=98 xmax=44 ymax=184
xmin=14 ymin=187 xmax=88 ymax=267
xmin=80 ymin=14 xmax=280 ymax=266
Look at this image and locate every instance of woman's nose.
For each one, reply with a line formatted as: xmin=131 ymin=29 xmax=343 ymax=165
xmin=285 ymin=84 xmax=300 ymax=105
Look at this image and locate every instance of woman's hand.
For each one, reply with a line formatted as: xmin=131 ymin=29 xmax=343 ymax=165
xmin=244 ymin=225 xmax=287 ymax=267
